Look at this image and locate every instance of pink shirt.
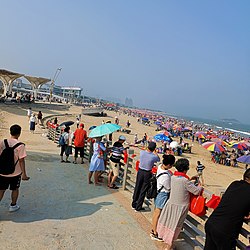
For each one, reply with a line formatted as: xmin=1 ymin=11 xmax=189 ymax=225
xmin=0 ymin=138 xmax=27 ymax=177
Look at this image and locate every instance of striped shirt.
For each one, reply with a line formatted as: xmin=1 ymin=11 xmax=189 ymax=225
xmin=110 ymin=141 xmax=124 ymax=163
xmin=196 ymin=164 xmax=205 ymax=173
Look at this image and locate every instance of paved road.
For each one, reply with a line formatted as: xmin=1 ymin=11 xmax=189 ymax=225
xmin=0 ymin=150 xmax=159 ymax=250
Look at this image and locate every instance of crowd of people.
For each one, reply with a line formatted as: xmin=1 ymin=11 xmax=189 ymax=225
xmin=1 ymin=106 xmax=249 ymax=250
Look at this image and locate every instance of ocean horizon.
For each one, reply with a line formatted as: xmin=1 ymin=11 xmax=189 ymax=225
xmin=179 ymin=115 xmax=250 ymax=137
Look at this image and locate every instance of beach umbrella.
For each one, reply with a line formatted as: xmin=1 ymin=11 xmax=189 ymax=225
xmin=219 ymin=135 xmax=229 ymax=140
xmin=206 ymin=134 xmax=218 ymax=139
xmin=142 ymin=117 xmax=149 ymax=121
xmin=182 ymin=127 xmax=192 ymax=132
xmin=198 ymin=134 xmax=206 ymax=139
xmin=88 ymin=123 xmax=121 ymax=138
xmin=153 ymin=133 xmax=171 ymax=142
xmin=202 ymin=142 xmax=225 ymax=153
xmin=210 ymin=138 xmax=228 ymax=146
xmin=162 ymin=123 xmax=172 ymax=130
xmin=154 ymin=121 xmax=162 ymax=126
xmin=59 ymin=121 xmax=74 ymax=127
xmin=236 ymin=155 xmax=250 ymax=164
xmin=195 ymin=131 xmax=207 ymax=137
xmin=170 ymin=141 xmax=179 ymax=148
xmin=231 ymin=143 xmax=248 ymax=150
xmin=164 ymin=131 xmax=172 ymax=137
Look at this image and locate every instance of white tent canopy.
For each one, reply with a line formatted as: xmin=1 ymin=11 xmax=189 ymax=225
xmin=0 ymin=69 xmax=24 ymax=96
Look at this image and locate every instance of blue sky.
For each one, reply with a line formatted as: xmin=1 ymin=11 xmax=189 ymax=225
xmin=1 ymin=1 xmax=250 ymax=124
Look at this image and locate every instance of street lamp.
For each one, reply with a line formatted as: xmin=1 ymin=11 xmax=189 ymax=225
xmin=50 ymin=68 xmax=62 ymax=103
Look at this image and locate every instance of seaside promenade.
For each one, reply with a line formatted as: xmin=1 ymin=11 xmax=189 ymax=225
xmin=0 ymin=102 xmax=247 ymax=249
xmin=0 ymin=104 xmax=163 ymax=249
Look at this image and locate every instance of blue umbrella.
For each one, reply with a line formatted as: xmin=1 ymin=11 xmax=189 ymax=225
xmin=154 ymin=121 xmax=162 ymax=126
xmin=236 ymin=155 xmax=250 ymax=164
xmin=153 ymin=134 xmax=171 ymax=142
xmin=88 ymin=123 xmax=121 ymax=138
xmin=142 ymin=117 xmax=149 ymax=121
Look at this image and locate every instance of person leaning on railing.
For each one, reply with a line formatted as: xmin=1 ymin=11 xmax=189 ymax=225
xmin=204 ymin=168 xmax=250 ymax=250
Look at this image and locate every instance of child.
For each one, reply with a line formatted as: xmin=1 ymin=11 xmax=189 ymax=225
xmin=196 ymin=161 xmax=205 ymax=186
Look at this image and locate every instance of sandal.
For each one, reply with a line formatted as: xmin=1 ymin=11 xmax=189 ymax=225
xmin=109 ymin=184 xmax=119 ymax=189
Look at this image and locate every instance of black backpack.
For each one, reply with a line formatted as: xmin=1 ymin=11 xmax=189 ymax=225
xmin=146 ymin=172 xmax=169 ymax=199
xmin=0 ymin=139 xmax=24 ymax=175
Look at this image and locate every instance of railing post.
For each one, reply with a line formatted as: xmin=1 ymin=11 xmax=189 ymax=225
xmin=122 ymin=149 xmax=134 ymax=190
xmin=88 ymin=140 xmax=93 ymax=163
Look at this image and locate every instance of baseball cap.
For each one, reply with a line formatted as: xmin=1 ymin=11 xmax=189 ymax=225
xmin=79 ymin=123 xmax=84 ymax=128
xmin=119 ymin=135 xmax=126 ymax=141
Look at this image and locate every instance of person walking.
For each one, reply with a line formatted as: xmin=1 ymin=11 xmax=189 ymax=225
xmin=27 ymin=107 xmax=32 ymax=121
xmin=60 ymin=126 xmax=71 ymax=163
xmin=73 ymin=123 xmax=87 ymax=164
xmin=0 ymin=124 xmax=30 ymax=212
xmin=132 ymin=141 xmax=160 ymax=211
xmin=204 ymin=168 xmax=250 ymax=250
xmin=29 ymin=113 xmax=37 ymax=133
xmin=37 ymin=111 xmax=43 ymax=125
xmin=108 ymin=135 xmax=127 ymax=189
xmin=157 ymin=158 xmax=203 ymax=250
xmin=151 ymin=154 xmax=176 ymax=241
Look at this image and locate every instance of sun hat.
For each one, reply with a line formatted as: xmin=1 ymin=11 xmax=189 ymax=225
xmin=119 ymin=135 xmax=126 ymax=141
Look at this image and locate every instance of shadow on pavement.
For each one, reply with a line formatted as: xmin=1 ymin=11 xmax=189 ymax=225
xmin=0 ymin=151 xmax=114 ymax=223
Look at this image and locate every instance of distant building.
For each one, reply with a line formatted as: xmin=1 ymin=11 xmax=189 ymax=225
xmin=125 ymin=97 xmax=133 ymax=107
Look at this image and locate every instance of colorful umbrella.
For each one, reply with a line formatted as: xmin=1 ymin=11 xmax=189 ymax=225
xmin=202 ymin=142 xmax=225 ymax=153
xmin=219 ymin=135 xmax=229 ymax=140
xmin=231 ymin=143 xmax=248 ymax=150
xmin=164 ymin=131 xmax=172 ymax=137
xmin=236 ymin=155 xmax=250 ymax=164
xmin=153 ymin=133 xmax=171 ymax=142
xmin=88 ymin=123 xmax=121 ymax=138
xmin=198 ymin=134 xmax=206 ymax=139
xmin=206 ymin=134 xmax=218 ymax=139
xmin=210 ymin=138 xmax=228 ymax=146
xmin=195 ymin=131 xmax=207 ymax=137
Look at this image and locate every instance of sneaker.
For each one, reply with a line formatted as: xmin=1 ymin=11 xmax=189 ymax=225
xmin=73 ymin=161 xmax=77 ymax=164
xmin=135 ymin=207 xmax=146 ymax=212
xmin=150 ymin=233 xmax=164 ymax=242
xmin=9 ymin=204 xmax=20 ymax=212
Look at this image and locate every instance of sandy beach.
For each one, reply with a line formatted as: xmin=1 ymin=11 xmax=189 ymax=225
xmin=0 ymin=102 xmax=246 ymax=249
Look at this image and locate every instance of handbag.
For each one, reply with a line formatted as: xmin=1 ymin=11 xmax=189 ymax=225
xmin=189 ymin=194 xmax=206 ymax=216
xmin=206 ymin=194 xmax=221 ymax=209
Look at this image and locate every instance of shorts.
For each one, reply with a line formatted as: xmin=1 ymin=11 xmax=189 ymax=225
xmin=0 ymin=174 xmax=22 ymax=190
xmin=154 ymin=191 xmax=169 ymax=209
xmin=109 ymin=161 xmax=120 ymax=176
xmin=75 ymin=147 xmax=84 ymax=158
xmin=197 ymin=171 xmax=203 ymax=176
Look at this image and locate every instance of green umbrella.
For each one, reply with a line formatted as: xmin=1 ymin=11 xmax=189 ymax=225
xmin=88 ymin=123 xmax=121 ymax=138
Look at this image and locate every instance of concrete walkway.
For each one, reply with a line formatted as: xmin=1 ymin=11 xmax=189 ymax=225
xmin=0 ymin=150 xmax=159 ymax=250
